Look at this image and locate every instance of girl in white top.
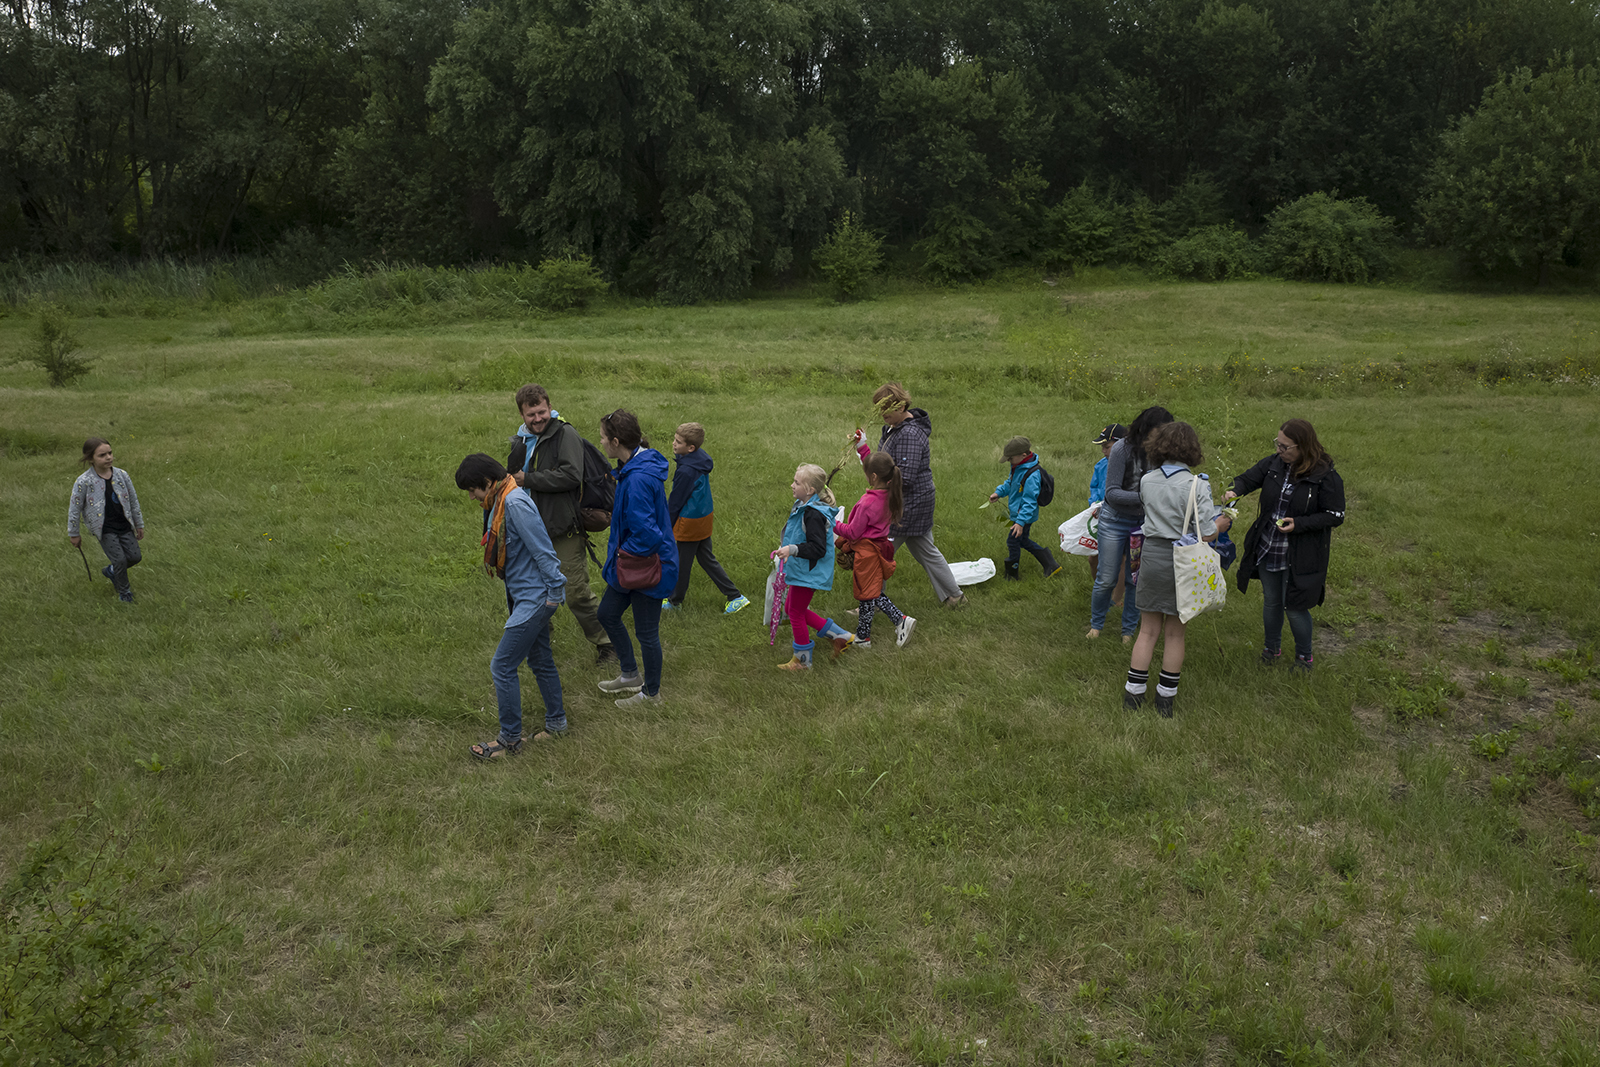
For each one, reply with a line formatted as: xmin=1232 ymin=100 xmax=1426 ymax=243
xmin=67 ymin=437 xmax=145 ymax=603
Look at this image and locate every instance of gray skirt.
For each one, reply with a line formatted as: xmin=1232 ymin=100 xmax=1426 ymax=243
xmin=1134 ymin=537 xmax=1178 ymax=616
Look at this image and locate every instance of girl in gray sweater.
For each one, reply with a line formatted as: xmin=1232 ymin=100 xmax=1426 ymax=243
xmin=67 ymin=437 xmax=145 ymax=603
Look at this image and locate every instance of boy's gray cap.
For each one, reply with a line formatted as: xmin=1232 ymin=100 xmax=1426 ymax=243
xmin=1002 ymin=436 xmax=1031 ymax=458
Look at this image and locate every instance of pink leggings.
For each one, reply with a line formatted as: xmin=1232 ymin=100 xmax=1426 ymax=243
xmin=786 ymin=586 xmax=827 ymax=644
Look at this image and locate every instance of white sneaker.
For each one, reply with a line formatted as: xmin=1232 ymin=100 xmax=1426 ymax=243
xmin=854 ymin=639 xmax=872 ymax=650
xmin=598 ymin=673 xmax=643 ymax=694
xmin=896 ymin=616 xmax=916 ymax=648
xmin=614 ymin=690 xmax=662 ymax=709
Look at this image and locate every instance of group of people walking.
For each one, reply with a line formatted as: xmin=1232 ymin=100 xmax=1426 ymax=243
xmin=64 ymin=381 xmax=1345 ymax=756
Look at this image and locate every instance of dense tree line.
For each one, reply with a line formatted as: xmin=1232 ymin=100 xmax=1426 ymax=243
xmin=3 ymin=0 xmax=1598 ymax=299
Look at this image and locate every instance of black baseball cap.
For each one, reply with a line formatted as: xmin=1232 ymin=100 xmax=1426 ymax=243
xmin=1092 ymin=423 xmax=1127 ymax=445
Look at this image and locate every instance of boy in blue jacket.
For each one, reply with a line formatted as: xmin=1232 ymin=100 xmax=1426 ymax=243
xmin=988 ymin=436 xmax=1061 ymax=581
xmin=663 ymin=422 xmax=749 ymax=613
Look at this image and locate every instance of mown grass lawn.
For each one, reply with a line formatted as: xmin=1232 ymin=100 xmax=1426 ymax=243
xmin=2 ymin=276 xmax=1599 ymax=1066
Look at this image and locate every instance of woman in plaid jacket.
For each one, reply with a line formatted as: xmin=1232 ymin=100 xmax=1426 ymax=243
xmin=852 ymin=383 xmax=965 ymax=609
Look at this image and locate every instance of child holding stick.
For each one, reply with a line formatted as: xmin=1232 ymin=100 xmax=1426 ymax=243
xmin=67 ymin=437 xmax=145 ymax=603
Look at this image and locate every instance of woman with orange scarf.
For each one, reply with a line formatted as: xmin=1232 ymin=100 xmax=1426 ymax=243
xmin=456 ymin=453 xmax=569 ymax=759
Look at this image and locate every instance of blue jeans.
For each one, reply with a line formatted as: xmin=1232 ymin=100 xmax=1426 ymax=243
xmin=1259 ymin=568 xmax=1314 ymax=658
xmin=1006 ymin=522 xmax=1058 ymax=573
xmin=598 ymin=584 xmax=663 ymax=695
xmin=1090 ymin=507 xmax=1141 ymax=635
xmin=490 ymin=601 xmax=565 ymax=741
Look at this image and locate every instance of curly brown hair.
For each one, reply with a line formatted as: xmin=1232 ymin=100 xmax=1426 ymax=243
xmin=1144 ymin=421 xmax=1203 ymax=468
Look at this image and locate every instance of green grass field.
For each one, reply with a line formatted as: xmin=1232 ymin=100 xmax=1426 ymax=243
xmin=3 ymin=276 xmax=1599 ymax=1065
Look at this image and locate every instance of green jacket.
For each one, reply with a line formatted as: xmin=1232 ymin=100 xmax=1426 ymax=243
xmin=507 ymin=418 xmax=584 ymax=538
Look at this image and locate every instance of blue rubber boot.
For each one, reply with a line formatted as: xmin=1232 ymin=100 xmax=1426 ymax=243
xmin=778 ymin=641 xmax=814 ymax=670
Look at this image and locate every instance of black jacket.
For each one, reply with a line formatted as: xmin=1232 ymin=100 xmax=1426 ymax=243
xmin=1231 ymin=455 xmax=1346 ymax=610
xmin=506 ymin=419 xmax=584 ymax=537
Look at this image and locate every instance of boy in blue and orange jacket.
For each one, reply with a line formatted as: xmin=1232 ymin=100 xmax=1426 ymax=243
xmin=663 ymin=422 xmax=749 ymax=613
xmin=988 ymin=435 xmax=1061 ymax=582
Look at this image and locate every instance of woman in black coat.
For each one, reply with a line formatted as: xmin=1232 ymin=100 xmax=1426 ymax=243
xmin=1225 ymin=418 xmax=1345 ymax=673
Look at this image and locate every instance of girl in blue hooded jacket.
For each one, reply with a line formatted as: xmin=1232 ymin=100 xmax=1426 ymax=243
xmin=773 ymin=464 xmax=855 ymax=670
xmin=595 ymin=410 xmax=680 ymax=707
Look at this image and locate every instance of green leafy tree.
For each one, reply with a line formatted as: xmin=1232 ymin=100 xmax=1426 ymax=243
xmin=1106 ymin=0 xmax=1285 ymax=216
xmin=869 ymin=59 xmax=1048 ymax=279
xmin=429 ymin=0 xmax=851 ymax=303
xmin=327 ymin=0 xmax=478 ymax=262
xmin=1421 ymin=58 xmax=1600 ymax=284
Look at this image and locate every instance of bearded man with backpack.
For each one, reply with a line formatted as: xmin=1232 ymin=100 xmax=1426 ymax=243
xmin=507 ymin=383 xmax=617 ymax=666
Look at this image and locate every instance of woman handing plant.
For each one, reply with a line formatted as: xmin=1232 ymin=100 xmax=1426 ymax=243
xmin=851 ymin=383 xmax=966 ymax=609
xmin=1225 ymin=418 xmax=1346 ymax=673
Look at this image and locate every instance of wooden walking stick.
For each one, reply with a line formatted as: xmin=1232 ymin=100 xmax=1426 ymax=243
xmin=75 ymin=542 xmax=93 ymax=581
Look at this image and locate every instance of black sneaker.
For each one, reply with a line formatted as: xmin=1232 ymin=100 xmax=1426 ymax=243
xmin=1122 ymin=689 xmax=1145 ymax=710
xmin=1154 ymin=693 xmax=1175 ymax=718
xmin=1259 ymin=648 xmax=1282 ymax=666
xmin=595 ymin=645 xmax=619 ymax=667
xmin=1292 ymin=654 xmax=1314 ymax=674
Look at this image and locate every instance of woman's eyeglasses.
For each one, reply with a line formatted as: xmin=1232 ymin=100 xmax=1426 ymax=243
xmin=1274 ymin=440 xmax=1293 ymax=453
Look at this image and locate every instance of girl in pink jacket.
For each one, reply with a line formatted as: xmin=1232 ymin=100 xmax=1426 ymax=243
xmin=835 ymin=452 xmax=915 ymax=649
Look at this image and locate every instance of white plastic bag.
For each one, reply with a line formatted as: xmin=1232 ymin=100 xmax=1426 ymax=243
xmin=948 ymin=558 xmax=997 ymax=586
xmin=1174 ymin=477 xmax=1226 ymax=623
xmin=1058 ymin=505 xmax=1100 ymax=556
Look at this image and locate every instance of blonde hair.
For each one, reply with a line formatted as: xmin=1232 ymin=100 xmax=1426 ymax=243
xmin=675 ymin=422 xmax=705 ymax=448
xmin=795 ymin=463 xmax=835 ymax=506
xmin=872 ymin=381 xmax=911 ymax=413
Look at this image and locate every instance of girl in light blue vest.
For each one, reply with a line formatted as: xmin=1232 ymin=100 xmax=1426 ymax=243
xmin=772 ymin=464 xmax=854 ymax=670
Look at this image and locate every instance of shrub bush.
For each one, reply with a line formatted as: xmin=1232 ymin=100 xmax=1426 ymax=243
xmin=1043 ymin=182 xmax=1119 ymax=271
xmin=814 ymin=211 xmax=885 ymax=300
xmin=1154 ymin=225 xmax=1260 ymax=281
xmin=1 ymin=831 xmax=195 ymax=1066
xmin=530 ymin=255 xmax=609 ymax=311
xmin=16 ymin=303 xmax=93 ymax=386
xmin=1265 ymin=193 xmax=1399 ymax=282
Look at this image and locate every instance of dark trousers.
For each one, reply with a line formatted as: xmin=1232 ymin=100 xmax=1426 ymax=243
xmin=1259 ymin=568 xmax=1315 ymax=658
xmin=598 ymin=584 xmax=664 ymax=695
xmin=1005 ymin=522 xmax=1058 ymax=573
xmin=98 ymin=528 xmax=142 ymax=593
xmin=668 ymin=538 xmax=741 ymax=604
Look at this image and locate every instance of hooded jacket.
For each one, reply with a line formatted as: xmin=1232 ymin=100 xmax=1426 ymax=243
xmin=602 ymin=447 xmax=680 ymax=599
xmin=994 ymin=455 xmax=1046 ymax=525
xmin=875 ymin=407 xmax=936 ymax=537
xmin=666 ymin=447 xmax=715 ymax=542
xmin=1231 ymin=454 xmax=1346 ymax=610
